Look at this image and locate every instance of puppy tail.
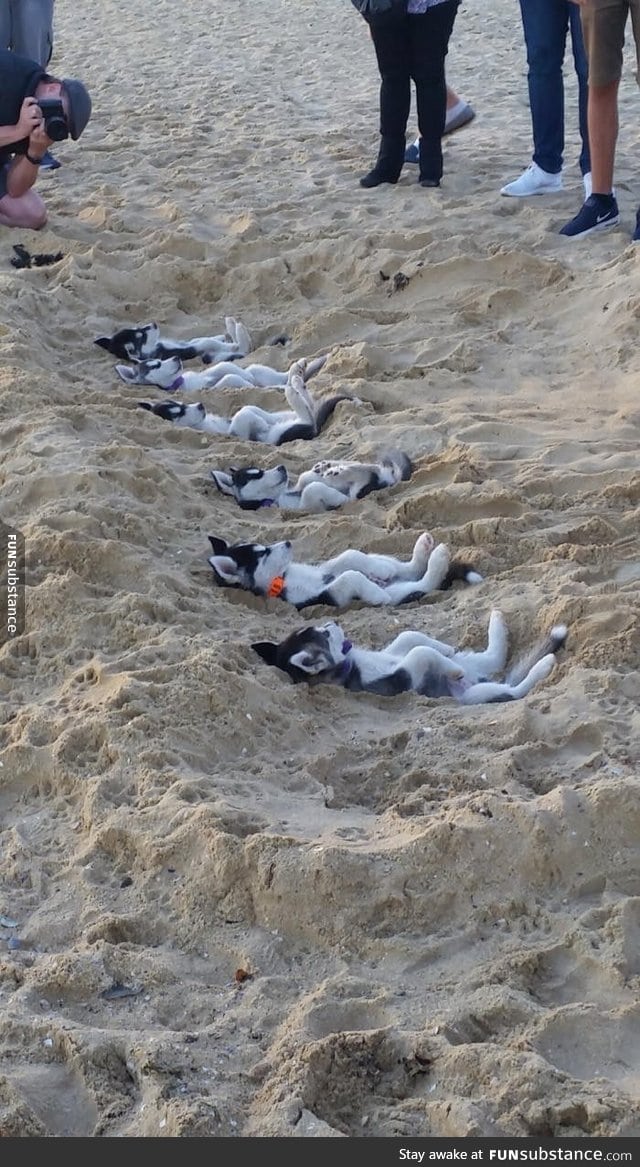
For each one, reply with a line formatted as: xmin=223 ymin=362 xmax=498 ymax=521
xmin=313 ymin=394 xmax=354 ymax=435
xmin=439 ymin=561 xmax=483 ymax=590
xmin=506 ymin=624 xmax=568 ymax=687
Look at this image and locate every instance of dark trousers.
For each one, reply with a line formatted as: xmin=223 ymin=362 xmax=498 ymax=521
xmin=368 ymin=0 xmax=460 ymax=183
xmin=519 ymin=0 xmax=590 ymax=176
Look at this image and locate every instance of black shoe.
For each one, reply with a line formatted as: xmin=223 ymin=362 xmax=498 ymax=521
xmin=39 ymin=149 xmax=61 ymax=171
xmin=559 ymin=194 xmax=619 ymax=238
xmin=419 ymin=178 xmax=440 ymax=188
xmin=359 ymin=168 xmax=400 ymax=189
xmin=633 ymin=207 xmax=640 ymax=242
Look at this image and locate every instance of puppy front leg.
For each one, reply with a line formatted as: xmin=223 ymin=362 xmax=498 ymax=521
xmin=384 ymin=631 xmax=457 ymax=658
xmin=214 ymin=373 xmax=259 ymax=389
xmin=401 ymin=646 xmax=465 ymax=689
xmin=328 ymin=571 xmax=400 ymax=607
xmin=228 ymin=407 xmax=269 ymax=442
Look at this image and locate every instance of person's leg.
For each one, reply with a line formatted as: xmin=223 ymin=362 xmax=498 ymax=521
xmin=11 ymin=0 xmax=53 ymax=65
xmin=587 ymin=79 xmax=619 ymax=193
xmin=568 ymin=0 xmax=591 ymax=178
xmin=581 ymin=0 xmax=626 ymax=194
xmin=405 ymin=81 xmax=474 ymax=161
xmin=410 ymin=0 xmax=460 ymax=185
xmin=520 ymin=0 xmax=569 ymax=176
xmin=0 ymin=189 xmax=47 ymax=228
xmin=361 ymin=12 xmax=410 ymax=187
xmin=558 ymin=2 xmax=624 ymax=237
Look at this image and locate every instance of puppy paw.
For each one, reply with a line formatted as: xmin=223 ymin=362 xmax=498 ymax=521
xmin=424 ymin=542 xmax=450 ymax=582
xmin=414 ymin=531 xmax=436 ymax=563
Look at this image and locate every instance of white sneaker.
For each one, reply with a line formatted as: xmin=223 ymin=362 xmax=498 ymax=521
xmin=500 ymin=162 xmax=563 ymax=197
xmin=583 ymin=172 xmax=592 ymax=199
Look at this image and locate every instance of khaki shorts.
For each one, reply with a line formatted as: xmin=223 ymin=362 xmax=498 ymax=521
xmin=580 ymin=0 xmax=640 ymax=86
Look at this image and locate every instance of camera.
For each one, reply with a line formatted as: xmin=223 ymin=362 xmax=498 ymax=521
xmin=37 ymin=98 xmax=69 ymax=141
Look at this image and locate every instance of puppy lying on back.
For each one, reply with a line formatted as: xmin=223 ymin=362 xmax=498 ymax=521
xmin=252 ymin=612 xmax=568 ymax=705
xmin=137 ymin=358 xmax=355 ymax=446
xmin=95 ymin=316 xmax=252 ymax=363
xmin=207 ymin=530 xmax=481 ymax=609
xmin=210 ymin=451 xmax=412 ymax=512
xmin=115 ymin=354 xmax=310 ymax=392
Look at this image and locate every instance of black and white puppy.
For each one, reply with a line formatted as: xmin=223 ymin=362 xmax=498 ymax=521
xmin=207 ymin=532 xmax=481 ymax=609
xmin=116 ymin=354 xmax=327 ymax=393
xmin=252 ymin=612 xmax=568 ymax=704
xmin=138 ymin=358 xmax=355 ymax=446
xmin=210 ymin=451 xmax=412 ymax=512
xmin=95 ymin=316 xmax=252 ymax=363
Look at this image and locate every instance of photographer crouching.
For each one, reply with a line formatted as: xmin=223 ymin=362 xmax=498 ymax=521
xmin=0 ymin=48 xmax=91 ymax=228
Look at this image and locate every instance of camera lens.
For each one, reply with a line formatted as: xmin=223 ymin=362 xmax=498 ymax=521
xmin=44 ymin=116 xmax=68 ymax=141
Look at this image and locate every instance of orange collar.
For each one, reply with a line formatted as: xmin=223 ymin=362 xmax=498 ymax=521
xmin=266 ymin=576 xmax=286 ymax=599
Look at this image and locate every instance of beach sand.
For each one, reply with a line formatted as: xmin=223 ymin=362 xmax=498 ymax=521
xmin=1 ymin=0 xmax=640 ymax=1138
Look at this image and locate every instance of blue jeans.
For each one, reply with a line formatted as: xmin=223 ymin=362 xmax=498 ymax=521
xmin=519 ymin=0 xmax=590 ymax=176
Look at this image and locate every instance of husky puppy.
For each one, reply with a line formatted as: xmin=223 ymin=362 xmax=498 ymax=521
xmin=207 ymin=531 xmax=481 ymax=609
xmin=252 ymin=612 xmax=568 ymax=704
xmin=210 ymin=451 xmax=413 ymax=512
xmin=116 ymin=354 xmax=327 ymax=393
xmin=137 ymin=359 xmax=355 ymax=446
xmin=95 ymin=316 xmax=252 ymax=363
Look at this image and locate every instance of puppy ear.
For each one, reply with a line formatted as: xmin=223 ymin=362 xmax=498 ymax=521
xmin=289 ymin=650 xmax=323 ymax=674
xmin=210 ymin=471 xmax=234 ymax=495
xmin=207 ymin=535 xmax=228 ymax=554
xmin=115 ymin=364 xmax=139 ymax=384
xmin=208 ymin=555 xmax=240 ymax=583
xmin=251 ymin=641 xmax=279 ymax=665
xmin=95 ymin=336 xmax=115 ymax=353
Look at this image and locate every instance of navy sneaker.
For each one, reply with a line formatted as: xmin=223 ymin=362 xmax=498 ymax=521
xmin=39 ymin=149 xmax=61 ymax=171
xmin=559 ymin=194 xmax=619 ymax=239
xmin=633 ymin=208 xmax=640 ymax=242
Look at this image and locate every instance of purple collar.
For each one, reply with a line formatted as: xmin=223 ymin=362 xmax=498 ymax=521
xmin=164 ymin=374 xmax=184 ymax=392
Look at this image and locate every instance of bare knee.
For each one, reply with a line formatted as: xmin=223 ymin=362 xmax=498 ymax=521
xmin=28 ymin=205 xmax=48 ymax=229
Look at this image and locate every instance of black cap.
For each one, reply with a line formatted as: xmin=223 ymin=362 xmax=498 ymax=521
xmin=61 ymin=78 xmax=92 ymax=140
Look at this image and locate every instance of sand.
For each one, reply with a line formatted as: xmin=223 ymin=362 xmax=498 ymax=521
xmin=1 ymin=0 xmax=640 ymax=1139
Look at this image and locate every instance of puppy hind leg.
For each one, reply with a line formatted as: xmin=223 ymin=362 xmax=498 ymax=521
xmin=284 ymin=373 xmax=316 ymax=426
xmin=460 ymin=655 xmax=557 ymax=704
xmin=409 ymin=531 xmax=437 ymax=575
xmin=458 ymin=609 xmax=508 ymax=681
xmin=300 ymin=482 xmax=349 ymax=512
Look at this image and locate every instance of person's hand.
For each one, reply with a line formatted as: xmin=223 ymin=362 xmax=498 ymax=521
xmin=29 ymin=121 xmax=53 ymax=154
xmin=17 ymin=96 xmax=43 ymax=139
